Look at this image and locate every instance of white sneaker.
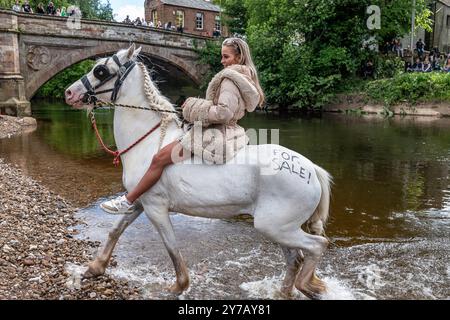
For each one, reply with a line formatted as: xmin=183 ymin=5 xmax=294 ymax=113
xmin=100 ymin=195 xmax=135 ymax=214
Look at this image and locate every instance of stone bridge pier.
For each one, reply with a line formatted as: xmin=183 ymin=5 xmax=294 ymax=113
xmin=0 ymin=12 xmax=30 ymax=116
xmin=0 ymin=9 xmax=208 ymax=116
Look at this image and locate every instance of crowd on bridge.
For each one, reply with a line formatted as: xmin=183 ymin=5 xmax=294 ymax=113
xmin=11 ymin=0 xmax=80 ymax=17
xmin=121 ymin=14 xmax=221 ymax=38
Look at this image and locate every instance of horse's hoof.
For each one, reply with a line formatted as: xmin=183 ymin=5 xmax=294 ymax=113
xmin=279 ymin=286 xmax=294 ymax=299
xmin=168 ymin=282 xmax=184 ymax=295
xmin=300 ymin=288 xmax=322 ymax=300
xmin=83 ymin=262 xmax=105 ymax=278
xmin=296 ymin=283 xmax=326 ymax=300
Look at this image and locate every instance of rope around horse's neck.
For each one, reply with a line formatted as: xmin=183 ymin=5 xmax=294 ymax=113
xmin=91 ymin=98 xmax=181 ymax=115
xmin=90 ymin=62 xmax=182 ymax=151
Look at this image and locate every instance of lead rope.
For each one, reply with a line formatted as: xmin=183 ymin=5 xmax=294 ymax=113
xmin=89 ymin=111 xmax=161 ymax=166
xmin=84 ymin=61 xmax=186 ymax=161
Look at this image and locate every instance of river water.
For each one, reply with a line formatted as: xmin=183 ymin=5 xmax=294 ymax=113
xmin=1 ymin=100 xmax=449 ymax=300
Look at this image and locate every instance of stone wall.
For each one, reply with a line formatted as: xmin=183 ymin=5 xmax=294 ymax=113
xmin=0 ymin=11 xmax=30 ymax=116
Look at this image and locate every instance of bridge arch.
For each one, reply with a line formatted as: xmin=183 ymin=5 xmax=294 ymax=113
xmin=0 ymin=9 xmax=208 ymax=116
xmin=27 ymin=42 xmax=203 ymax=99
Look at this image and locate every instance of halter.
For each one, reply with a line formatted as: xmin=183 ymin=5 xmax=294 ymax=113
xmin=81 ymin=54 xmax=136 ymax=104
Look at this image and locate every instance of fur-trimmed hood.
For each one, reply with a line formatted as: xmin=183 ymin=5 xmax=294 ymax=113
xmin=206 ymin=65 xmax=260 ymax=112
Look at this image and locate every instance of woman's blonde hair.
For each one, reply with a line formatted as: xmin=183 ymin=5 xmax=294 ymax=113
xmin=222 ymin=37 xmax=265 ymax=106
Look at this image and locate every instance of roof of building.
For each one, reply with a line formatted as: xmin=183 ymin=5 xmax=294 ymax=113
xmin=159 ymin=0 xmax=221 ymax=12
xmin=439 ymin=0 xmax=450 ymax=7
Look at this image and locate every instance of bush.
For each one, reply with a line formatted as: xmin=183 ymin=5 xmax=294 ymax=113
xmin=365 ymin=72 xmax=450 ymax=106
xmin=374 ymin=56 xmax=405 ymax=79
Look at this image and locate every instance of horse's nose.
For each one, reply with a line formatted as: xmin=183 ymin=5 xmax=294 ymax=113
xmin=65 ymin=88 xmax=73 ymax=101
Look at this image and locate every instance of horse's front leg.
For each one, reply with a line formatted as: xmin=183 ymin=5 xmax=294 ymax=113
xmin=84 ymin=204 xmax=143 ymax=278
xmin=146 ymin=205 xmax=190 ymax=295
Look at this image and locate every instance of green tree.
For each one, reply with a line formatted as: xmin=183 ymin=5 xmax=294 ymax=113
xmin=215 ymin=0 xmax=433 ymax=110
xmin=1 ymin=0 xmax=115 ymax=21
xmin=213 ymin=0 xmax=247 ymax=36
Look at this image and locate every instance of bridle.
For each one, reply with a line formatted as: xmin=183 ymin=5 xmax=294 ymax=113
xmin=79 ymin=54 xmax=183 ymax=167
xmin=80 ymin=54 xmax=136 ymax=104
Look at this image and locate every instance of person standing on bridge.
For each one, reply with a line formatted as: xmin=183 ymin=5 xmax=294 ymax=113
xmin=12 ymin=0 xmax=21 ymax=12
xmin=36 ymin=3 xmax=45 ymax=14
xmin=46 ymin=2 xmax=56 ymax=15
xmin=22 ymin=0 xmax=33 ymax=13
xmin=100 ymin=38 xmax=265 ymax=214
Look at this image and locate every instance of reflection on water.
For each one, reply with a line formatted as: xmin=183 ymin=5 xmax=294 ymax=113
xmin=0 ymin=100 xmax=123 ymax=206
xmin=1 ymin=100 xmax=449 ymax=299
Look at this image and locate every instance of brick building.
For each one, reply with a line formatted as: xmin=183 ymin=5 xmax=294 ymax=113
xmin=144 ymin=0 xmax=227 ymax=37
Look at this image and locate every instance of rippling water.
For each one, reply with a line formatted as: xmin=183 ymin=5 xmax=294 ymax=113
xmin=1 ymin=100 xmax=449 ymax=299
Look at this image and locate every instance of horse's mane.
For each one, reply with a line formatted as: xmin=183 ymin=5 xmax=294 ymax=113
xmin=134 ymin=55 xmax=179 ymax=124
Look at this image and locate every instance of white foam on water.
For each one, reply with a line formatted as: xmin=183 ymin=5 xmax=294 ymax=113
xmin=65 ymin=263 xmax=85 ymax=290
xmin=355 ymin=264 xmax=386 ymax=291
xmin=319 ymin=276 xmax=360 ymax=300
xmin=239 ymin=271 xmax=359 ymax=300
xmin=239 ymin=273 xmax=300 ymax=300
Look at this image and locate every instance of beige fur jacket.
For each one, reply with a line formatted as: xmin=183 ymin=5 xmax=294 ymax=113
xmin=179 ymin=64 xmax=260 ymax=164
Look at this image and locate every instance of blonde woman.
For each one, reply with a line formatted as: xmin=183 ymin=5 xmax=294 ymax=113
xmin=101 ymin=38 xmax=265 ymax=214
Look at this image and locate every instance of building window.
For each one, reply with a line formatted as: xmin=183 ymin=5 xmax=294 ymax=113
xmin=176 ymin=10 xmax=184 ymax=28
xmin=215 ymin=15 xmax=221 ymax=32
xmin=447 ymin=15 xmax=450 ymax=27
xmin=152 ymin=10 xmax=158 ymax=24
xmin=196 ymin=12 xmax=204 ymax=30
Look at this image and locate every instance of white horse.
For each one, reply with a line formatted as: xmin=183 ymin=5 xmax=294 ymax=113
xmin=65 ymin=45 xmax=332 ymax=299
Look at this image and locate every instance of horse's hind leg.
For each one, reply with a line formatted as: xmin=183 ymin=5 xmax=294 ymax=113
xmin=255 ymin=218 xmax=328 ymax=299
xmin=292 ymin=233 xmax=328 ymax=299
xmin=84 ymin=206 xmax=143 ymax=278
xmin=280 ymin=247 xmax=303 ymax=298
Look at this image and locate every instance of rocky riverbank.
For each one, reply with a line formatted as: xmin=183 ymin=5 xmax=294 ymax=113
xmin=0 ymin=158 xmax=141 ymax=299
xmin=324 ymin=94 xmax=450 ymax=117
xmin=0 ymin=115 xmax=37 ymax=139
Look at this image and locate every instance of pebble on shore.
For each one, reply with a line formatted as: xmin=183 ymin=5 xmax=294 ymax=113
xmin=0 ymin=115 xmax=37 ymax=139
xmin=0 ymin=158 xmax=141 ymax=299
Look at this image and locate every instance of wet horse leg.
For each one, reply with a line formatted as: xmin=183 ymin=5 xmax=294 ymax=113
xmin=293 ymin=234 xmax=328 ymax=299
xmin=84 ymin=205 xmax=143 ymax=278
xmin=280 ymin=247 xmax=303 ymax=298
xmin=147 ymin=209 xmax=190 ymax=295
xmin=255 ymin=216 xmax=328 ymax=300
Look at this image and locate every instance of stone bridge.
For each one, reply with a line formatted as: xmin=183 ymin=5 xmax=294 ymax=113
xmin=0 ymin=9 xmax=208 ymax=116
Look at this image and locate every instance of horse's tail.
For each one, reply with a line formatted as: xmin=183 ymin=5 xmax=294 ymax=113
xmin=306 ymin=164 xmax=332 ymax=236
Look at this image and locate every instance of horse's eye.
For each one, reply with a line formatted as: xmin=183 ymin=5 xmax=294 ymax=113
xmin=93 ymin=65 xmax=110 ymax=81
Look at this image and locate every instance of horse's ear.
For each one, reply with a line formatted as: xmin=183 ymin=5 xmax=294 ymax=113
xmin=126 ymin=44 xmax=142 ymax=60
xmin=126 ymin=43 xmax=136 ymax=59
xmin=133 ymin=46 xmax=142 ymax=59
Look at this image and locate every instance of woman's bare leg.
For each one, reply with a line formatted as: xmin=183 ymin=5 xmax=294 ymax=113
xmin=126 ymin=141 xmax=185 ymax=203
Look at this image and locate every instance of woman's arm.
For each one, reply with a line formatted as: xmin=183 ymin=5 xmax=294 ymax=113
xmin=182 ymin=79 xmax=241 ymax=126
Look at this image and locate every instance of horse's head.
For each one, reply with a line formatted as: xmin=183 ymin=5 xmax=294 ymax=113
xmin=65 ymin=44 xmax=142 ymax=109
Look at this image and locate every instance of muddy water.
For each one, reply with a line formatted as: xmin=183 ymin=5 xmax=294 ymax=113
xmin=1 ymin=100 xmax=449 ymax=300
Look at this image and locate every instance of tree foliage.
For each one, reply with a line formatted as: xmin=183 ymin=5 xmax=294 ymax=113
xmin=216 ymin=0 xmax=433 ymax=109
xmin=213 ymin=0 xmax=247 ymax=36
xmin=0 ymin=0 xmax=114 ymax=21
